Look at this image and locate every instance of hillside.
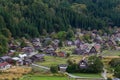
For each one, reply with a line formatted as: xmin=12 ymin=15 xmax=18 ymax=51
xmin=0 ymin=0 xmax=120 ymax=37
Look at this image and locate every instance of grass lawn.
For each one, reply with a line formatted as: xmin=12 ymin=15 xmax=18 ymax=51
xmin=36 ymin=55 xmax=83 ymax=67
xmin=102 ymin=50 xmax=120 ymax=56
xmin=72 ymin=73 xmax=102 ymax=78
xmin=21 ymin=76 xmax=67 ymax=80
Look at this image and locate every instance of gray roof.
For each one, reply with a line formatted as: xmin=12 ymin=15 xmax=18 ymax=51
xmin=1 ymin=56 xmax=11 ymax=60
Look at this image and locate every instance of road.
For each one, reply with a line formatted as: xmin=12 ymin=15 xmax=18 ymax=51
xmin=102 ymin=68 xmax=107 ymax=80
xmin=31 ymin=63 xmax=50 ymax=70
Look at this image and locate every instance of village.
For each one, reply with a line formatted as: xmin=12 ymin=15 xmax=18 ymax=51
xmin=0 ymin=28 xmax=120 ymax=80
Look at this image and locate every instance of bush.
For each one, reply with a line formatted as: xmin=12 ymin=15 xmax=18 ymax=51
xmin=66 ymin=63 xmax=79 ymax=73
xmin=50 ymin=65 xmax=59 ymax=73
xmin=114 ymin=65 xmax=120 ymax=78
xmin=109 ymin=58 xmax=120 ymax=68
xmin=107 ymin=77 xmax=112 ymax=80
xmin=66 ymin=53 xmax=70 ymax=58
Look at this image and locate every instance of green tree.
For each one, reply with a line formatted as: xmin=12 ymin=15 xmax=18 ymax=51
xmin=87 ymin=56 xmax=104 ymax=73
xmin=57 ymin=31 xmax=67 ymax=41
xmin=1 ymin=28 xmax=12 ymax=39
xmin=114 ymin=65 xmax=120 ymax=78
xmin=50 ymin=65 xmax=59 ymax=73
xmin=109 ymin=58 xmax=120 ymax=68
xmin=66 ymin=28 xmax=74 ymax=40
xmin=0 ymin=34 xmax=8 ymax=56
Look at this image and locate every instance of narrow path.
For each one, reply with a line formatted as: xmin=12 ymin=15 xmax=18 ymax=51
xmin=31 ymin=63 xmax=50 ymax=70
xmin=102 ymin=68 xmax=107 ymax=80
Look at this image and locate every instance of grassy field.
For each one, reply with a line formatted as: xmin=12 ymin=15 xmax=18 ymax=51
xmin=36 ymin=55 xmax=83 ymax=67
xmin=21 ymin=76 xmax=67 ymax=80
xmin=72 ymin=73 xmax=102 ymax=78
xmin=102 ymin=50 xmax=120 ymax=56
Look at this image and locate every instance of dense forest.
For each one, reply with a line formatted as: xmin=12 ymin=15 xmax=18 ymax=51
xmin=0 ymin=0 xmax=120 ymax=38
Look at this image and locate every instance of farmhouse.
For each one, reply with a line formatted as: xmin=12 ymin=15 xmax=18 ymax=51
xmin=89 ymin=46 xmax=98 ymax=54
xmin=0 ymin=62 xmax=11 ymax=70
xmin=57 ymin=51 xmax=66 ymax=57
xmin=79 ymin=60 xmax=88 ymax=69
xmin=30 ymin=54 xmax=45 ymax=62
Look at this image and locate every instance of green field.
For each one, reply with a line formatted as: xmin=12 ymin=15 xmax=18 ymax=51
xmin=102 ymin=50 xmax=120 ymax=56
xmin=36 ymin=55 xmax=83 ymax=67
xmin=72 ymin=73 xmax=102 ymax=78
xmin=21 ymin=76 xmax=67 ymax=80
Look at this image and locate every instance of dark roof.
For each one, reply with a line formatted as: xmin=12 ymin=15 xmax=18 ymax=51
xmin=1 ymin=56 xmax=11 ymax=60
xmin=0 ymin=58 xmax=4 ymax=63
xmin=34 ymin=54 xmax=45 ymax=58
xmin=79 ymin=60 xmax=88 ymax=68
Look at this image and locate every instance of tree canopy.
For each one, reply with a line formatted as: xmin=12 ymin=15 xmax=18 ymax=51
xmin=0 ymin=0 xmax=120 ymax=37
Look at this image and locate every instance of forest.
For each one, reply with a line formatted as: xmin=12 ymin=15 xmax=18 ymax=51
xmin=0 ymin=0 xmax=120 ymax=38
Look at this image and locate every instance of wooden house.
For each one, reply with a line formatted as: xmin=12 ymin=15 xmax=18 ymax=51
xmin=23 ymin=59 xmax=32 ymax=66
xmin=89 ymin=46 xmax=98 ymax=54
xmin=79 ymin=60 xmax=88 ymax=69
xmin=1 ymin=56 xmax=14 ymax=64
xmin=0 ymin=62 xmax=11 ymax=70
xmin=30 ymin=54 xmax=45 ymax=62
xmin=57 ymin=51 xmax=66 ymax=57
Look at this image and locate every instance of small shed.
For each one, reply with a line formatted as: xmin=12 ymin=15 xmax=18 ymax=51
xmin=59 ymin=64 xmax=68 ymax=72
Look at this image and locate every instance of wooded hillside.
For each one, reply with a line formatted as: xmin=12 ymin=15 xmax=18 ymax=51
xmin=0 ymin=0 xmax=120 ymax=37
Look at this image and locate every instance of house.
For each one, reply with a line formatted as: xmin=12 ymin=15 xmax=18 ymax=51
xmin=105 ymin=39 xmax=117 ymax=49
xmin=21 ymin=47 xmax=34 ymax=53
xmin=8 ymin=50 xmax=16 ymax=56
xmin=73 ymin=47 xmax=88 ymax=55
xmin=94 ymin=44 xmax=101 ymax=53
xmin=74 ymin=39 xmax=81 ymax=47
xmin=0 ymin=56 xmax=14 ymax=64
xmin=107 ymin=39 xmax=117 ymax=46
xmin=12 ymin=57 xmax=23 ymax=66
xmin=52 ymin=39 xmax=59 ymax=49
xmin=73 ymin=48 xmax=81 ymax=54
xmin=57 ymin=51 xmax=66 ymax=57
xmin=64 ymin=41 xmax=73 ymax=46
xmin=45 ymin=46 xmax=56 ymax=56
xmin=94 ymin=35 xmax=103 ymax=44
xmin=58 ymin=64 xmax=68 ymax=72
xmin=30 ymin=54 xmax=45 ymax=62
xmin=89 ymin=46 xmax=98 ymax=54
xmin=23 ymin=59 xmax=32 ymax=66
xmin=0 ymin=58 xmax=4 ymax=63
xmin=79 ymin=60 xmax=88 ymax=69
xmin=32 ymin=38 xmax=42 ymax=50
xmin=0 ymin=62 xmax=11 ymax=70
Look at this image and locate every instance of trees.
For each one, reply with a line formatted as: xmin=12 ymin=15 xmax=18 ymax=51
xmin=109 ymin=58 xmax=120 ymax=68
xmin=57 ymin=31 xmax=67 ymax=41
xmin=1 ymin=28 xmax=12 ymax=39
xmin=66 ymin=28 xmax=74 ymax=40
xmin=0 ymin=0 xmax=119 ymax=38
xmin=114 ymin=65 xmax=120 ymax=78
xmin=0 ymin=34 xmax=8 ymax=56
xmin=50 ymin=65 xmax=59 ymax=73
xmin=66 ymin=56 xmax=103 ymax=73
xmin=87 ymin=56 xmax=104 ymax=73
